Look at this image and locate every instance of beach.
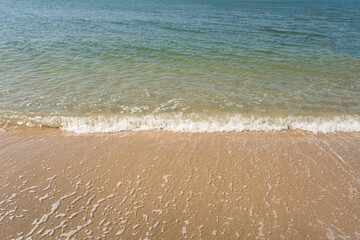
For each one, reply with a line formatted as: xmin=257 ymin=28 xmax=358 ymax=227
xmin=1 ymin=127 xmax=359 ymax=239
xmin=1 ymin=0 xmax=360 ymax=239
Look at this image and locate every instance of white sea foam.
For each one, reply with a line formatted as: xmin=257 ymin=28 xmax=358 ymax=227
xmin=3 ymin=113 xmax=360 ymax=133
xmin=54 ymin=114 xmax=360 ymax=133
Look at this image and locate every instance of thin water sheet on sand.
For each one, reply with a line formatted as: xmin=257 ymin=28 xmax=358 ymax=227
xmin=0 ymin=128 xmax=359 ymax=239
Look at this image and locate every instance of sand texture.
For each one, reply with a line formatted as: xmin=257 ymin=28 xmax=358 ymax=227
xmin=0 ymin=128 xmax=359 ymax=239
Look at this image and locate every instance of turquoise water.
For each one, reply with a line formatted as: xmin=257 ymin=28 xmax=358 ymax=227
xmin=1 ymin=0 xmax=359 ymax=133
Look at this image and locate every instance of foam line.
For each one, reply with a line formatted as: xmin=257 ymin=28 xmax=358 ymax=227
xmin=2 ymin=113 xmax=360 ymax=133
xmin=56 ymin=114 xmax=360 ymax=133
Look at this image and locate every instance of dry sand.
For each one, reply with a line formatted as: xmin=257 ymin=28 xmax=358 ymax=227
xmin=0 ymin=127 xmax=359 ymax=239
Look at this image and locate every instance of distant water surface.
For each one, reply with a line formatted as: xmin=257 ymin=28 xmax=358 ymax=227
xmin=0 ymin=0 xmax=359 ymax=133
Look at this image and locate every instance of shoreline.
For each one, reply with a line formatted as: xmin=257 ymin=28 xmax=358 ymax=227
xmin=2 ymin=121 xmax=360 ymax=135
xmin=1 ymin=112 xmax=360 ymax=134
xmin=0 ymin=128 xmax=359 ymax=239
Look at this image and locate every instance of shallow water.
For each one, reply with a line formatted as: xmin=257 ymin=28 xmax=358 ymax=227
xmin=1 ymin=0 xmax=359 ymax=132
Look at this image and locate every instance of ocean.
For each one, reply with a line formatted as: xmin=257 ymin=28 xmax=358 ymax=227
xmin=0 ymin=0 xmax=359 ymax=133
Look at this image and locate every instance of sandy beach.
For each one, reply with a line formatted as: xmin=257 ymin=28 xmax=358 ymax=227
xmin=1 ymin=0 xmax=359 ymax=239
xmin=0 ymin=127 xmax=359 ymax=239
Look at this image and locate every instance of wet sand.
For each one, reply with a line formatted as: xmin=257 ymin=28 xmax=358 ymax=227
xmin=0 ymin=127 xmax=359 ymax=239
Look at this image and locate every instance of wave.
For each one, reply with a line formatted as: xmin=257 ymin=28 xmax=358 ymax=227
xmin=3 ymin=113 xmax=360 ymax=134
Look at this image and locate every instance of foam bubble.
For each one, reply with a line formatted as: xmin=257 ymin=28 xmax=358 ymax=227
xmin=56 ymin=114 xmax=360 ymax=134
xmin=2 ymin=113 xmax=360 ymax=133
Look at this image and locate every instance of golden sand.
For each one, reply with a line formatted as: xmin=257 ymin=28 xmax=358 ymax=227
xmin=0 ymin=127 xmax=359 ymax=239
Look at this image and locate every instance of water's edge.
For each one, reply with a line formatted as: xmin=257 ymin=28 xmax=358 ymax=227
xmin=1 ymin=113 xmax=359 ymax=134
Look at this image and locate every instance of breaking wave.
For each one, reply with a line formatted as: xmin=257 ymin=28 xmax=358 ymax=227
xmin=2 ymin=113 xmax=360 ymax=134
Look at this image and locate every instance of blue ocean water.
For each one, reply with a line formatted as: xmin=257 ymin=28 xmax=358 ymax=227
xmin=0 ymin=0 xmax=359 ymax=133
